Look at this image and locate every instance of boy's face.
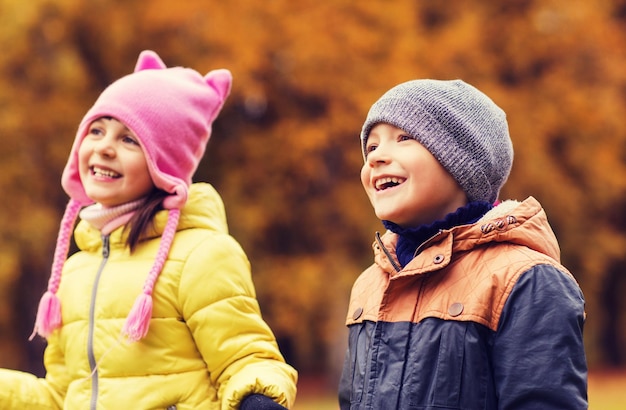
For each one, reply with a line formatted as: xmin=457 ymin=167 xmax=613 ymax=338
xmin=361 ymin=123 xmax=467 ymax=228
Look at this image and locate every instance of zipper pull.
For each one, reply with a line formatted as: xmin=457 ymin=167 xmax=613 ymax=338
xmin=102 ymin=235 xmax=110 ymax=258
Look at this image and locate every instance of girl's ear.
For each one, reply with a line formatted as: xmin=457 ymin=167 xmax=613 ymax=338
xmin=134 ymin=50 xmax=167 ymax=72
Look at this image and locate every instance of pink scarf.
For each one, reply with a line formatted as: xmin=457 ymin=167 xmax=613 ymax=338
xmin=79 ymin=199 xmax=144 ymax=235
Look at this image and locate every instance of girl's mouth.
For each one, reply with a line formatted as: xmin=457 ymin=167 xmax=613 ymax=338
xmin=91 ymin=166 xmax=121 ymax=179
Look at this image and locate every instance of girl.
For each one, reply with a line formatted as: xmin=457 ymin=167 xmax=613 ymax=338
xmin=0 ymin=50 xmax=297 ymax=409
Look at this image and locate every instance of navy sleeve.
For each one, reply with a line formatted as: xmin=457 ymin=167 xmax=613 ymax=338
xmin=493 ymin=264 xmax=588 ymax=409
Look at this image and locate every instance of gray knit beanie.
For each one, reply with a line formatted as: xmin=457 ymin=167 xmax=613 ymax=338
xmin=361 ymin=79 xmax=513 ymax=203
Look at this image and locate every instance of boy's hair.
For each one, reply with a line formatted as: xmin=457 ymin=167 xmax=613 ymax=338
xmin=361 ymin=79 xmax=513 ymax=204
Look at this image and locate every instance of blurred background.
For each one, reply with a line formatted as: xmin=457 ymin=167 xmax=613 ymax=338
xmin=1 ymin=0 xmax=625 ymax=407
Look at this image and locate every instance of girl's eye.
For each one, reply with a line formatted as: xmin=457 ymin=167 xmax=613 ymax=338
xmin=88 ymin=126 xmax=103 ymax=136
xmin=366 ymin=143 xmax=378 ymax=153
xmin=122 ymin=135 xmax=140 ymax=146
xmin=398 ymin=134 xmax=412 ymax=142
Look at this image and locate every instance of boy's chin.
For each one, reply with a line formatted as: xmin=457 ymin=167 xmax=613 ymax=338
xmin=374 ymin=210 xmax=402 ymax=226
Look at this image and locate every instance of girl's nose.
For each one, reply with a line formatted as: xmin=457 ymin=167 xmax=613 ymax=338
xmin=93 ymin=135 xmax=115 ymax=157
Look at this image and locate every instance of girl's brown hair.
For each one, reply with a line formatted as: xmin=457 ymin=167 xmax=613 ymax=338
xmin=124 ymin=189 xmax=171 ymax=252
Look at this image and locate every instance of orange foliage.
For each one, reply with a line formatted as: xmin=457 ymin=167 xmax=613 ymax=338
xmin=1 ymin=0 xmax=625 ymax=376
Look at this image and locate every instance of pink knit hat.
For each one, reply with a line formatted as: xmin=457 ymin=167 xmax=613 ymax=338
xmin=32 ymin=50 xmax=232 ymax=342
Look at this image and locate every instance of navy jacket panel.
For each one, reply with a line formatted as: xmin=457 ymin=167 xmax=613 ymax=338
xmin=493 ymin=264 xmax=587 ymax=409
xmin=340 ymin=264 xmax=587 ymax=410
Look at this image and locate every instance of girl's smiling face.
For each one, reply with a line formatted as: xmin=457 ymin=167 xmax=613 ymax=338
xmin=361 ymin=123 xmax=467 ymax=228
xmin=78 ymin=117 xmax=154 ymax=207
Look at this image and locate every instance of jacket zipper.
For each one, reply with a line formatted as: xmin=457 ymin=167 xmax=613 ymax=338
xmin=375 ymin=232 xmax=401 ymax=272
xmin=88 ymin=234 xmax=110 ymax=410
xmin=375 ymin=230 xmax=444 ymax=273
xmin=413 ymin=230 xmax=443 ymax=258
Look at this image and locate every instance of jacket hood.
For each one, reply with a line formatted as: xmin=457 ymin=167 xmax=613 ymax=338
xmin=374 ymin=197 xmax=561 ymax=273
xmin=166 ymin=182 xmax=229 ymax=235
xmin=467 ymin=196 xmax=560 ymax=260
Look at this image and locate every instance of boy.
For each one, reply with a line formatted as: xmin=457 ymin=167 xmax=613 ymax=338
xmin=339 ymin=79 xmax=587 ymax=409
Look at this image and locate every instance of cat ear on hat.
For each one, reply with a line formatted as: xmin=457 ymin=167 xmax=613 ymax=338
xmin=205 ymin=69 xmax=232 ymax=102
xmin=204 ymin=69 xmax=232 ymax=119
xmin=134 ymin=50 xmax=167 ymax=72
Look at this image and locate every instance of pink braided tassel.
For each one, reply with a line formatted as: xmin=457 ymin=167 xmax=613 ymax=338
xmin=30 ymin=199 xmax=82 ymax=340
xmin=122 ymin=293 xmax=153 ymax=342
xmin=121 ymin=209 xmax=180 ymax=342
xmin=30 ymin=291 xmax=62 ymax=340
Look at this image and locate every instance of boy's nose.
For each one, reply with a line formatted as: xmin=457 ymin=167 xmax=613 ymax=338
xmin=366 ymin=145 xmax=391 ymax=165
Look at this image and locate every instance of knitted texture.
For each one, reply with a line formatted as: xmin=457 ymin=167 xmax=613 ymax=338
xmin=122 ymin=208 xmax=180 ymax=342
xmin=79 ymin=199 xmax=144 ymax=233
xmin=32 ymin=51 xmax=232 ymax=341
xmin=383 ymin=201 xmax=493 ymax=268
xmin=361 ymin=79 xmax=513 ymax=203
xmin=62 ymin=50 xmax=232 ymax=209
xmin=31 ymin=199 xmax=82 ymax=339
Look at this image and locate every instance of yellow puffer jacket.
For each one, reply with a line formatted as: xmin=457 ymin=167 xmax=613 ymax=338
xmin=0 ymin=183 xmax=297 ymax=409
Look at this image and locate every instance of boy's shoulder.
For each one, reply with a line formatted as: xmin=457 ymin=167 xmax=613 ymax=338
xmin=346 ymin=241 xmax=569 ymax=329
xmin=346 ymin=197 xmax=570 ymax=328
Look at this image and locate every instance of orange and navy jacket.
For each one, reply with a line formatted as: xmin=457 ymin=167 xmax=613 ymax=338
xmin=339 ymin=197 xmax=587 ymax=409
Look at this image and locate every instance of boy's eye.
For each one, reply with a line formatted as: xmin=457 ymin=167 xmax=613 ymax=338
xmin=398 ymin=134 xmax=412 ymax=142
xmin=364 ymin=144 xmax=377 ymax=158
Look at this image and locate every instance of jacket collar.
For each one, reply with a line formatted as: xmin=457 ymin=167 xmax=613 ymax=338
xmin=373 ymin=196 xmax=560 ymax=277
xmin=74 ymin=183 xmax=228 ymax=252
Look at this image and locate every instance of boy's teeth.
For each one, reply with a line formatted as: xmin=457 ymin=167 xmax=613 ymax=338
xmin=375 ymin=176 xmax=405 ymax=190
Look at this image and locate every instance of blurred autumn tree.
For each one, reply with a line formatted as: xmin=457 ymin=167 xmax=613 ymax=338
xmin=1 ymin=0 xmax=625 ymax=383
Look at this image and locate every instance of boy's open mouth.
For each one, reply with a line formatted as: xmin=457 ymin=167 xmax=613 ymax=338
xmin=375 ymin=176 xmax=405 ymax=191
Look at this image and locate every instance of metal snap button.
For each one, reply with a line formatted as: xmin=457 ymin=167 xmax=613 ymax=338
xmin=352 ymin=307 xmax=364 ymax=320
xmin=433 ymin=254 xmax=445 ymax=264
xmin=448 ymin=302 xmax=464 ymax=317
